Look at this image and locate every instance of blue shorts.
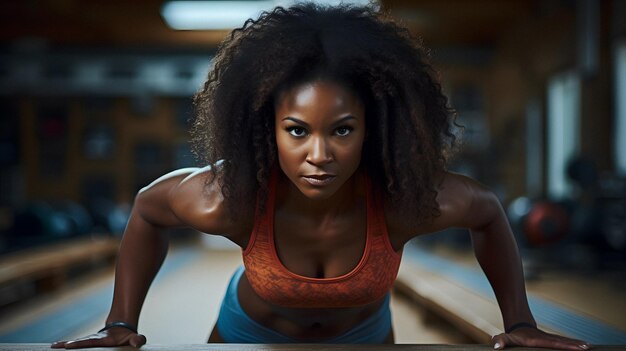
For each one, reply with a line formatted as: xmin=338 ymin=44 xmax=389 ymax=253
xmin=215 ymin=266 xmax=392 ymax=343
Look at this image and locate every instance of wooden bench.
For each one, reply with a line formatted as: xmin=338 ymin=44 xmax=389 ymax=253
xmin=0 ymin=236 xmax=119 ymax=303
xmin=394 ymin=257 xmax=561 ymax=343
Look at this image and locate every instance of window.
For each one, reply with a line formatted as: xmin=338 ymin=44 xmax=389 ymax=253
xmin=525 ymin=99 xmax=543 ymax=197
xmin=547 ymin=71 xmax=581 ymax=199
xmin=615 ymin=41 xmax=626 ymax=175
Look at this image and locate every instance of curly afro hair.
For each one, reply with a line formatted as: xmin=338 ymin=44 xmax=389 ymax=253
xmin=191 ymin=1 xmax=458 ymax=224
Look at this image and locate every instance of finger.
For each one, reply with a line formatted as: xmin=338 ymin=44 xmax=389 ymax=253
xmin=51 ymin=335 xmax=100 ymax=349
xmin=63 ymin=334 xmax=117 ymax=349
xmin=532 ymin=335 xmax=592 ymax=350
xmin=526 ymin=329 xmax=591 ymax=350
xmin=50 ymin=341 xmax=68 ymax=348
xmin=64 ymin=340 xmax=107 ymax=349
xmin=491 ymin=333 xmax=514 ymax=349
xmin=554 ymin=335 xmax=592 ymax=350
xmin=129 ymin=334 xmax=147 ymax=348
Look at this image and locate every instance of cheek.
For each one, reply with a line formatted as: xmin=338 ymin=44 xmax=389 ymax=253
xmin=275 ymin=130 xmax=289 ymax=153
xmin=337 ymin=136 xmax=365 ymax=162
xmin=275 ymin=133 xmax=302 ymax=170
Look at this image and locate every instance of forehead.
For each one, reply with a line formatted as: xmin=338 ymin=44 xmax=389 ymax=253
xmin=274 ymin=80 xmax=363 ymax=112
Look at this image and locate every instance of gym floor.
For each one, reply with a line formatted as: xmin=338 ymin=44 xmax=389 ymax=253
xmin=0 ymin=235 xmax=624 ymax=345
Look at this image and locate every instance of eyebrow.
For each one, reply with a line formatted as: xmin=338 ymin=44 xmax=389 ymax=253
xmin=281 ymin=115 xmax=356 ymax=128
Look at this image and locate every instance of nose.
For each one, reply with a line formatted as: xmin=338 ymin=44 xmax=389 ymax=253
xmin=306 ymin=136 xmax=333 ymax=166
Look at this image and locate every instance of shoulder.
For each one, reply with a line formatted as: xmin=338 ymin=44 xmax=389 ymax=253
xmin=435 ymin=172 xmax=499 ymax=229
xmin=140 ymin=166 xmax=254 ymax=239
xmin=166 ymin=166 xmax=222 ymax=229
xmin=385 ymin=171 xmax=501 ymax=242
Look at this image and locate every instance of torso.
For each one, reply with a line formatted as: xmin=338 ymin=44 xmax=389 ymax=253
xmin=228 ymin=170 xmax=404 ymax=339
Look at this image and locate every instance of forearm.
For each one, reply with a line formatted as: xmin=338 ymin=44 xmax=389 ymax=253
xmin=433 ymin=174 xmax=589 ymax=350
xmin=470 ymin=213 xmax=535 ymax=329
xmin=105 ymin=210 xmax=169 ymax=327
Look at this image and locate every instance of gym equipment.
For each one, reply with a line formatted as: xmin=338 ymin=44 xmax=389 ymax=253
xmin=507 ymin=197 xmax=570 ymax=247
xmin=523 ymin=201 xmax=569 ymax=247
xmin=508 ymin=157 xmax=626 ymax=254
xmin=12 ymin=201 xmax=93 ymax=239
xmin=87 ymin=198 xmax=131 ymax=236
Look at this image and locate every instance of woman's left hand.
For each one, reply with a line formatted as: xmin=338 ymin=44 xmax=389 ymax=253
xmin=491 ymin=326 xmax=592 ymax=350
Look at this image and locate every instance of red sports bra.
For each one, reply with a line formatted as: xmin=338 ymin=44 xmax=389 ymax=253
xmin=242 ymin=170 xmax=403 ymax=308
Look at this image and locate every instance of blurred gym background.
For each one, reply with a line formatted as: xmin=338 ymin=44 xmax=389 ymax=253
xmin=0 ymin=0 xmax=625 ymax=345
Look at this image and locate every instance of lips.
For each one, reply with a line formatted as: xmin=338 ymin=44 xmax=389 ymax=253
xmin=302 ymin=174 xmax=337 ymax=186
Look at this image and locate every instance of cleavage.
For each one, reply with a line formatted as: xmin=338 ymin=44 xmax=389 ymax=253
xmin=273 ymin=207 xmax=367 ymax=279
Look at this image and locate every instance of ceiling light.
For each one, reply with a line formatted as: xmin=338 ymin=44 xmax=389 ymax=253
xmin=161 ymin=1 xmax=274 ymax=30
xmin=161 ymin=0 xmax=376 ymax=30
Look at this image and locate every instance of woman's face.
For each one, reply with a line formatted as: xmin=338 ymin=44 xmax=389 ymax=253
xmin=274 ymin=80 xmax=366 ymax=200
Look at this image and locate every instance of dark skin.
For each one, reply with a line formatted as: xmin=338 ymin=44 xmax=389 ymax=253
xmin=52 ymin=80 xmax=590 ymax=350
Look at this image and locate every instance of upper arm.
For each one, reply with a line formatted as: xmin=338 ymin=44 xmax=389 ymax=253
xmin=134 ymin=166 xmax=235 ymax=235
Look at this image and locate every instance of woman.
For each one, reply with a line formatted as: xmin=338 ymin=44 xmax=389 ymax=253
xmin=52 ymin=3 xmax=590 ymax=349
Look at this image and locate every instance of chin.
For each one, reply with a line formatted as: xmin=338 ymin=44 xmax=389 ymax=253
xmin=298 ymin=186 xmax=337 ymax=200
xmin=290 ymin=177 xmax=341 ymax=199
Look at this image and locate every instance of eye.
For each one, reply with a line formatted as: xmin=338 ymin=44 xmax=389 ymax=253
xmin=286 ymin=126 xmax=307 ymax=137
xmin=334 ymin=126 xmax=353 ymax=137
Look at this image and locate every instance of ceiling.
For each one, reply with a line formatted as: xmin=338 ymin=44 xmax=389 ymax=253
xmin=0 ymin=0 xmax=542 ymax=50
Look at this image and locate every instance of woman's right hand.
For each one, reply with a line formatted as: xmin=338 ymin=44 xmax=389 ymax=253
xmin=50 ymin=328 xmax=146 ymax=349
